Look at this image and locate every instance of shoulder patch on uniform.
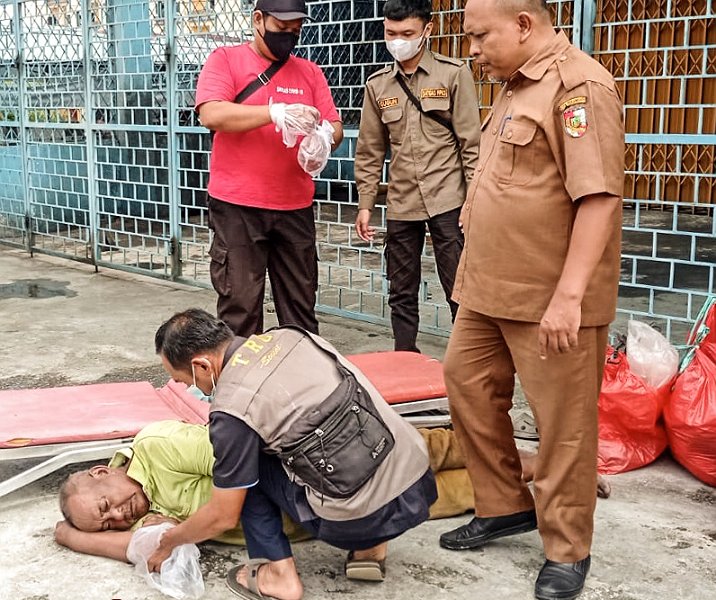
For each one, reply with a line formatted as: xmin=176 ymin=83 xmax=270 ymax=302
xmin=378 ymin=97 xmax=399 ymax=109
xmin=420 ymin=87 xmax=449 ymax=99
xmin=561 ymin=99 xmax=588 ymax=138
xmin=433 ymin=53 xmax=463 ymax=67
xmin=367 ymin=65 xmax=392 ymax=81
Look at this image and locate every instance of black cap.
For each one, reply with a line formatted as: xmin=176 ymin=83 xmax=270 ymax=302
xmin=255 ymin=0 xmax=312 ymax=21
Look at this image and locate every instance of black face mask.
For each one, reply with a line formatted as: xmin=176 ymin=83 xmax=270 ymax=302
xmin=261 ymin=28 xmax=299 ymax=62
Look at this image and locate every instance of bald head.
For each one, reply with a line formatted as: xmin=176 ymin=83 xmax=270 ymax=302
xmin=464 ymin=0 xmax=556 ymax=81
xmin=497 ymin=0 xmax=550 ymax=15
xmin=58 ymin=466 xmax=150 ymax=532
xmin=59 ymin=470 xmax=89 ymax=525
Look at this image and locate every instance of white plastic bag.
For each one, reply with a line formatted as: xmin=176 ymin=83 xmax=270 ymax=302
xmin=626 ymin=320 xmax=679 ymax=388
xmin=126 ymin=522 xmax=205 ymax=600
xmin=269 ymin=100 xmax=320 ymax=148
xmin=297 ymin=120 xmax=334 ymax=176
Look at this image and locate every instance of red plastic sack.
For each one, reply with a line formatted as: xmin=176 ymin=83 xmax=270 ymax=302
xmin=699 ymin=300 xmax=716 ymax=346
xmin=597 ymin=347 xmax=669 ymax=474
xmin=665 ymin=341 xmax=716 ymax=486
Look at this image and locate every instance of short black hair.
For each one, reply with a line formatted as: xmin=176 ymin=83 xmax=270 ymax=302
xmin=155 ymin=308 xmax=234 ymax=370
xmin=383 ymin=0 xmax=432 ymax=23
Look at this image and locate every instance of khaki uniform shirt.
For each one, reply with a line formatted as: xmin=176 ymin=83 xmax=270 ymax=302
xmin=453 ymin=32 xmax=624 ymax=326
xmin=355 ymin=50 xmax=481 ymax=221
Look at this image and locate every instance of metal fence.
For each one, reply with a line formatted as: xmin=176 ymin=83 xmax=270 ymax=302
xmin=0 ymin=0 xmax=713 ymax=342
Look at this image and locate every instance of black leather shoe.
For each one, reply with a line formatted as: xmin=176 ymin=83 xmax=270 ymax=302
xmin=439 ymin=509 xmax=537 ymax=550
xmin=534 ymin=556 xmax=591 ymax=600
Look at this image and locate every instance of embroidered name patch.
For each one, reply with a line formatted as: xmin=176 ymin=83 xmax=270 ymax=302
xmin=560 ymin=97 xmax=588 ymax=138
xmin=420 ymin=87 xmax=448 ymax=99
xmin=378 ymin=97 xmax=399 ymax=109
xmin=559 ymin=96 xmax=587 ymax=111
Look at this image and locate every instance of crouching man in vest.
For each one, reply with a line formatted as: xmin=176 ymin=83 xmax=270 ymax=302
xmin=150 ymin=308 xmax=437 ymax=600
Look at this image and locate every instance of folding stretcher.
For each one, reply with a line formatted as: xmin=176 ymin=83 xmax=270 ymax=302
xmin=0 ymin=380 xmax=208 ymax=498
xmin=346 ymin=351 xmax=450 ymax=428
xmin=0 ymin=352 xmax=448 ymax=498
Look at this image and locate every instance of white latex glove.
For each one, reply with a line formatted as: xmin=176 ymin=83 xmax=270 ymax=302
xmin=269 ymin=100 xmax=321 ymax=148
xmin=297 ymin=120 xmax=335 ymax=177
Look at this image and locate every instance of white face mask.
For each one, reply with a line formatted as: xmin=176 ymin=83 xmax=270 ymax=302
xmin=386 ymin=31 xmax=426 ymax=63
xmin=190 ymin=364 xmax=216 ymax=403
xmin=187 ymin=384 xmax=214 ymax=403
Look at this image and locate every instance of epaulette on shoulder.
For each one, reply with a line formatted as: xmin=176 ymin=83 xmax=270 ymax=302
xmin=556 ymin=47 xmax=615 ymax=92
xmin=555 ymin=51 xmax=587 ymax=91
xmin=367 ymin=64 xmax=392 ymax=81
xmin=433 ymin=53 xmax=463 ymax=67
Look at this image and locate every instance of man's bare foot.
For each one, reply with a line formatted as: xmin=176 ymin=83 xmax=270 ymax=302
xmin=597 ymin=475 xmax=611 ymax=499
xmin=351 ymin=541 xmax=388 ymax=562
xmin=234 ymin=557 xmax=303 ymax=600
xmin=519 ymin=450 xmax=537 ymax=482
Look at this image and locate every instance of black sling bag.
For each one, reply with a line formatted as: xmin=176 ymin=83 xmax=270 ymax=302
xmin=271 ymin=326 xmax=396 ymax=502
xmin=395 ymin=74 xmax=457 ymax=137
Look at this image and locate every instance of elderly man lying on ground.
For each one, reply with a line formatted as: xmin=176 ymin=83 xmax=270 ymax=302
xmin=56 ymin=420 xmax=599 ymax=561
xmin=57 ymin=419 xmax=590 ymax=562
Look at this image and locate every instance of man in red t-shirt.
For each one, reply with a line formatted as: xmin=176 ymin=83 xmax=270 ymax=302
xmin=196 ymin=0 xmax=343 ymax=337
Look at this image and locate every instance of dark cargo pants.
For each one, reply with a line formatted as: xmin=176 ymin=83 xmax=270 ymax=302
xmin=208 ymin=198 xmax=319 ymax=337
xmin=386 ymin=207 xmax=463 ymax=352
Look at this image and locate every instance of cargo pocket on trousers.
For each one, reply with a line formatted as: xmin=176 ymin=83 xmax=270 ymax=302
xmin=208 ymin=241 xmax=231 ymax=297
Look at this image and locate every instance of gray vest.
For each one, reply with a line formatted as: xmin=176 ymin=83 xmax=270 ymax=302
xmin=211 ymin=328 xmax=430 ymax=520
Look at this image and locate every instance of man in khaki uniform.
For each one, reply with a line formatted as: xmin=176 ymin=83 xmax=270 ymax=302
xmin=354 ymin=0 xmax=481 ymax=352
xmin=439 ymin=2 xmax=624 ymax=600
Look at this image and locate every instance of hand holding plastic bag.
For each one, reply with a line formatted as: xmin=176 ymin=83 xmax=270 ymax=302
xmin=298 ymin=120 xmax=335 ymax=176
xmin=269 ymin=100 xmax=321 ymax=148
xmin=626 ymin=320 xmax=679 ymax=388
xmin=126 ymin=522 xmax=204 ymax=600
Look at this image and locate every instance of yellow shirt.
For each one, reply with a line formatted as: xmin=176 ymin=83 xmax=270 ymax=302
xmin=109 ymin=420 xmax=250 ymax=545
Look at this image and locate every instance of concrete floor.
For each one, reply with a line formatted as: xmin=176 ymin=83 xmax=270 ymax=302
xmin=0 ymin=246 xmax=714 ymax=600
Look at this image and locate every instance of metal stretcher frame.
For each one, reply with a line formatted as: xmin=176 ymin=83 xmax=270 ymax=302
xmin=0 ymin=352 xmax=448 ymax=498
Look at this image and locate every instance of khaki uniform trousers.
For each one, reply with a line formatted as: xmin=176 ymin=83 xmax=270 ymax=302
xmin=444 ymin=306 xmax=608 ymax=562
